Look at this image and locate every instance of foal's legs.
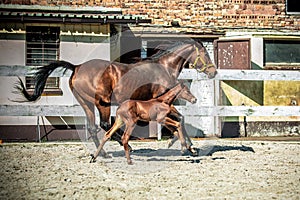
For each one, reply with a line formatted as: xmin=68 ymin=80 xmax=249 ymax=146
xmin=160 ymin=116 xmax=188 ymax=153
xmin=167 ymin=118 xmax=193 ymax=149
xmin=90 ymin=116 xmax=124 ymax=162
xmin=167 ymin=106 xmax=194 ymax=149
xmin=176 ymin=122 xmax=198 ymax=156
xmin=96 ymin=103 xmax=132 ymax=151
xmin=122 ymin=123 xmax=135 ymax=165
xmin=163 ymin=116 xmax=197 ymax=156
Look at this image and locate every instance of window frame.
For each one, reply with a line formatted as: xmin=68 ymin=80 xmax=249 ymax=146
xmin=263 ymin=38 xmax=300 ymax=70
xmin=286 ymin=0 xmax=300 ymax=15
xmin=25 ymin=26 xmax=62 ymax=96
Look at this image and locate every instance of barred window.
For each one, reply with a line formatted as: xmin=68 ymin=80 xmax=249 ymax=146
xmin=26 ymin=26 xmax=60 ymax=91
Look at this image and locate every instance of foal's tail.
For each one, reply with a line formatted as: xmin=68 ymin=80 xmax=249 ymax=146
xmin=16 ymin=61 xmax=76 ymax=101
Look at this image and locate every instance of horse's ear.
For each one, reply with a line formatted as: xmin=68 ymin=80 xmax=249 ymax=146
xmin=193 ymin=43 xmax=200 ymax=52
xmin=178 ymin=81 xmax=185 ymax=88
xmin=178 ymin=80 xmax=185 ymax=84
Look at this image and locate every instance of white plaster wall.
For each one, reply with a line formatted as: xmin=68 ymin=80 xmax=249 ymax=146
xmin=60 ymin=42 xmax=110 ymax=64
xmin=251 ymin=37 xmax=264 ymax=68
xmin=0 ymin=39 xmax=110 ymax=125
xmin=185 ymin=79 xmax=216 ymax=137
xmin=0 ymin=39 xmax=25 ymax=65
xmin=184 ymin=41 xmax=216 ymax=137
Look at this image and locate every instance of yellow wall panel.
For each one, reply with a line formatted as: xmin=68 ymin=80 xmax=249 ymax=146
xmin=264 ymin=81 xmax=300 ymax=106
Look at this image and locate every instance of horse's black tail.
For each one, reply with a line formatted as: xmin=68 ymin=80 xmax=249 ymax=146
xmin=16 ymin=61 xmax=76 ymax=102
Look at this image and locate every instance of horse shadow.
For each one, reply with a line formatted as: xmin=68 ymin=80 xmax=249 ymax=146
xmin=107 ymin=143 xmax=255 ymax=163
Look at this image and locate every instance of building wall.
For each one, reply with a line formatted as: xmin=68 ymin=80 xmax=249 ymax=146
xmin=4 ymin=0 xmax=299 ymax=31
xmin=0 ymin=24 xmax=110 ymax=128
xmin=0 ymin=39 xmax=25 ymax=65
xmin=218 ymin=35 xmax=300 ymax=137
xmin=1 ymin=1 xmax=299 ymax=138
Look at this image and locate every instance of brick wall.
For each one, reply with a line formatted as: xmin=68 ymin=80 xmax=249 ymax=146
xmin=1 ymin=0 xmax=299 ymax=30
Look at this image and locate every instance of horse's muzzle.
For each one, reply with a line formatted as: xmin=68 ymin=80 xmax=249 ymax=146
xmin=191 ymin=98 xmax=197 ymax=104
xmin=208 ymin=70 xmax=218 ymax=79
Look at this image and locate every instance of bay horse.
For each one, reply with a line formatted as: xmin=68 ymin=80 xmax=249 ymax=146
xmin=90 ymin=82 xmax=197 ymax=164
xmin=16 ymin=41 xmax=217 ymax=149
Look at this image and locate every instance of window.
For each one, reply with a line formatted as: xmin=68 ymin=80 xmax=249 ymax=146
xmin=286 ymin=0 xmax=300 ymax=15
xmin=264 ymin=39 xmax=300 ymax=68
xmin=26 ymin=26 xmax=61 ymax=94
xmin=214 ymin=39 xmax=250 ymax=69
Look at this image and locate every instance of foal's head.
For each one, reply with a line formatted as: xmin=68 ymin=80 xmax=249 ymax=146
xmin=158 ymin=82 xmax=197 ymax=105
xmin=157 ymin=83 xmax=184 ymax=105
xmin=177 ymin=84 xmax=197 ymax=104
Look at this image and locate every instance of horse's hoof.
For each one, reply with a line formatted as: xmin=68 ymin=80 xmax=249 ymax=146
xmin=181 ymin=149 xmax=189 ymax=156
xmin=190 ymin=148 xmax=199 ymax=157
xmin=89 ymin=154 xmax=96 ymax=163
xmin=167 ymin=139 xmax=173 ymax=148
xmin=127 ymin=160 xmax=133 ymax=165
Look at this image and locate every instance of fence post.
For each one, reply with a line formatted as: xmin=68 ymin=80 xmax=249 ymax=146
xmin=85 ymin=118 xmax=88 ymax=141
xmin=157 ymin=123 xmax=162 ymax=140
xmin=36 ymin=116 xmax=41 ymax=142
xmin=214 ymin=79 xmax=221 ymax=137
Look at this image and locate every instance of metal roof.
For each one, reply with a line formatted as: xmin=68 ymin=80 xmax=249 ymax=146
xmin=0 ymin=4 xmax=151 ymax=24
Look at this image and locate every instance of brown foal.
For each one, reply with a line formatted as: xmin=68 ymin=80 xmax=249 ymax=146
xmin=91 ymin=83 xmax=197 ymax=164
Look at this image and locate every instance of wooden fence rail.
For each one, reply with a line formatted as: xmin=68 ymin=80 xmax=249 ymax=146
xmin=1 ymin=65 xmax=300 ymax=81
xmin=0 ymin=105 xmax=299 ymax=117
xmin=0 ymin=66 xmax=299 ymax=140
xmin=0 ymin=66 xmax=299 ymax=117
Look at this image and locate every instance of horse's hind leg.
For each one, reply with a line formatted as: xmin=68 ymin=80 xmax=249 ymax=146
xmin=72 ymin=91 xmax=101 ymax=149
xmin=96 ymin=103 xmax=111 ymax=131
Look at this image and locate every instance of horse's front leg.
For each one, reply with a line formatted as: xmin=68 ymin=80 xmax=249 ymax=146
xmin=162 ymin=117 xmax=188 ymax=153
xmin=167 ymin=108 xmax=194 ymax=150
xmin=177 ymin=122 xmax=197 ymax=156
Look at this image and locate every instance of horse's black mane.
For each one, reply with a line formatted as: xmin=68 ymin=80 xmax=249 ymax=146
xmin=148 ymin=40 xmax=203 ymax=60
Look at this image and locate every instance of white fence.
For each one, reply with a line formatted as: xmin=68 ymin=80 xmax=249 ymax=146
xmin=0 ymin=65 xmax=299 ymax=140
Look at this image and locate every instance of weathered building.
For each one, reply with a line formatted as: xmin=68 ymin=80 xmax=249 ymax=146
xmin=0 ymin=0 xmax=299 ymax=140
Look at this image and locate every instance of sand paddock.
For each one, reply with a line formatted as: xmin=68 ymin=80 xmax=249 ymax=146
xmin=0 ymin=138 xmax=299 ymax=199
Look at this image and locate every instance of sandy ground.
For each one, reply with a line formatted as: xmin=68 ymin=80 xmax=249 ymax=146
xmin=0 ymin=138 xmax=299 ymax=199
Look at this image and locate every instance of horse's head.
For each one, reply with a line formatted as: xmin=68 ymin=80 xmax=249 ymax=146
xmin=189 ymin=42 xmax=217 ymax=79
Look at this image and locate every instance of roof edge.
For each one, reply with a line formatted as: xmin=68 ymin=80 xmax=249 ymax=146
xmin=0 ymin=4 xmax=122 ymax=14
